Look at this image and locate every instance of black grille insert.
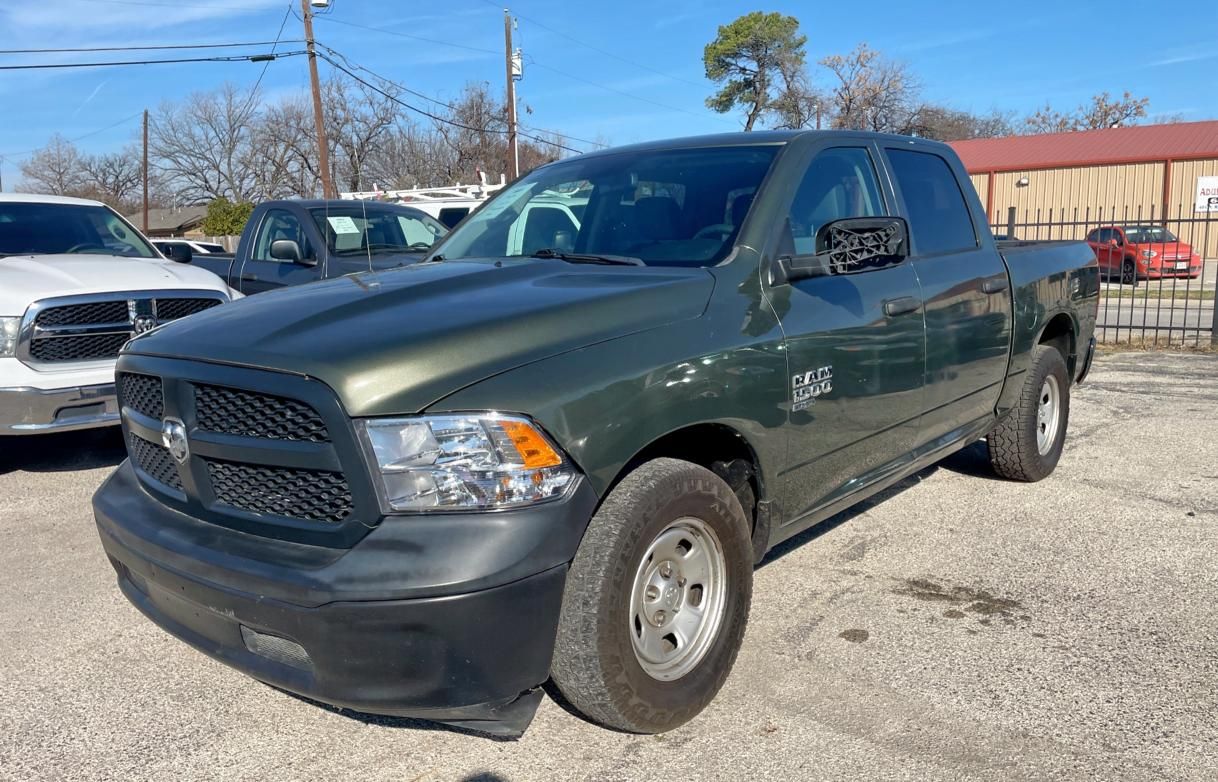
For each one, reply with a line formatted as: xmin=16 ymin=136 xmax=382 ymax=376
xmin=157 ymin=298 xmax=222 ymax=321
xmin=30 ymin=333 xmax=130 ymax=362
xmin=205 ymin=459 xmax=352 ymax=523
xmin=195 ymin=385 xmax=330 ymax=443
xmin=36 ymin=300 xmax=129 ymax=327
xmin=128 ymin=433 xmax=183 ymax=491
xmin=118 ymin=372 xmax=163 ymax=419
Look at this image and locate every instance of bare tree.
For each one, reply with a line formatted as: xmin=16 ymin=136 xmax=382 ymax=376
xmin=915 ymin=106 xmax=1016 ymax=141
xmin=767 ymin=60 xmax=828 ymax=130
xmin=324 ymin=77 xmax=401 ymax=192
xmin=18 ymin=134 xmax=85 ymax=195
xmin=821 ymin=44 xmax=922 ymax=134
xmin=149 ymin=83 xmax=263 ymax=203
xmin=79 ymin=147 xmax=144 ymax=210
xmin=1024 ymin=91 xmax=1151 ymax=134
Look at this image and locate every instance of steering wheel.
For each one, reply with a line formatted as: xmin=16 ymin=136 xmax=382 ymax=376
xmin=693 ymin=224 xmax=734 ymax=241
xmin=65 ymin=243 xmax=108 ymax=254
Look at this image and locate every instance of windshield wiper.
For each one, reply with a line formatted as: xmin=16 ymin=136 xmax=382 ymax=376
xmin=530 ymin=248 xmax=644 ymax=266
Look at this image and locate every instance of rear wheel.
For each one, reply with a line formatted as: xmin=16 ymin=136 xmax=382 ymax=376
xmin=551 ymin=458 xmax=753 ymax=733
xmin=1121 ymin=258 xmax=1138 ymax=286
xmin=989 ymin=345 xmax=1070 ymax=482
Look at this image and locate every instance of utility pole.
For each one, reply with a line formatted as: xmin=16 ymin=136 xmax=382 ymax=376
xmin=142 ymin=109 xmax=150 ymax=233
xmin=503 ymin=8 xmax=519 ymax=180
xmin=301 ymin=0 xmax=334 ymax=198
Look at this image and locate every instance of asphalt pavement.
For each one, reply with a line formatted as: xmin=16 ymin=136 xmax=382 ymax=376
xmin=1 ymin=351 xmax=1216 ymax=781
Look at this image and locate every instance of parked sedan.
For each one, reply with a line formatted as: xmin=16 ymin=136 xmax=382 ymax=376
xmin=1086 ymin=224 xmax=1203 ymax=285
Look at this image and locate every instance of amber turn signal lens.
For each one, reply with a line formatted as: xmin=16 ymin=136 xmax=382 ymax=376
xmin=500 ymin=420 xmax=563 ymax=468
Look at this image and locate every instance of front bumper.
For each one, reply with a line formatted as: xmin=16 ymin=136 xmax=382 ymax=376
xmin=0 ymin=382 xmax=118 ymax=434
xmin=94 ymin=462 xmax=599 ymax=735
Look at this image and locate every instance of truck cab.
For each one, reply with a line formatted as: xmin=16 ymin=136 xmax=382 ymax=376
xmin=188 ymin=200 xmax=447 ymax=295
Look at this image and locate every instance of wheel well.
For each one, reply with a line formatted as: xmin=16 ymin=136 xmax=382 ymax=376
xmin=1039 ymin=313 xmax=1076 ymax=373
xmin=615 ymin=423 xmax=762 ymax=528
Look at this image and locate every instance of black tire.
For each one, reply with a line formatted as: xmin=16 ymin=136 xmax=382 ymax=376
xmin=551 ymin=458 xmax=753 ymax=733
xmin=989 ymin=345 xmax=1070 ymax=482
xmin=1121 ymin=257 xmax=1138 ymax=286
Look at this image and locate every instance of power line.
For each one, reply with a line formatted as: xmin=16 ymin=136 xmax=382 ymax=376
xmin=239 ymin=2 xmax=295 ymax=118
xmin=316 ymin=51 xmax=586 ymax=155
xmin=310 ymin=14 xmax=500 ymax=57
xmin=0 ymin=51 xmax=306 ymax=71
xmin=0 ymin=40 xmax=303 ymax=55
xmin=315 ymin=44 xmax=607 ymax=150
xmin=0 ymin=111 xmax=145 ymax=159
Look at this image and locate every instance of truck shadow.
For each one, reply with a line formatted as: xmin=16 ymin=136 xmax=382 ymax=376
xmin=759 ymin=440 xmax=1000 ymax=568
xmin=0 ymin=428 xmax=126 ymax=476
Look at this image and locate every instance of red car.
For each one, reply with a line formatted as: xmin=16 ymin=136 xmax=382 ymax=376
xmin=1086 ymin=224 xmax=1203 ymax=285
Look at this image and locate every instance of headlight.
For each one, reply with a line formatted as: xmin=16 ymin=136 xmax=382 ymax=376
xmin=358 ymin=414 xmax=576 ymax=512
xmin=1141 ymin=250 xmax=1157 ymax=259
xmin=0 ymin=317 xmax=20 ymax=358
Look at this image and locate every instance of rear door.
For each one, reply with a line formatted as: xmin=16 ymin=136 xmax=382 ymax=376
xmin=882 ymin=145 xmax=1012 ymax=443
xmin=237 ymin=208 xmax=321 ymax=293
xmin=771 ymin=141 xmax=927 ymax=522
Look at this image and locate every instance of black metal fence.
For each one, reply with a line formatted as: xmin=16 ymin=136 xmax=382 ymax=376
xmin=991 ymin=205 xmax=1217 ymax=347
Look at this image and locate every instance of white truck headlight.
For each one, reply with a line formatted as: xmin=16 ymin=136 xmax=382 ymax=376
xmin=0 ymin=317 xmax=20 ymax=358
xmin=358 ymin=414 xmax=576 ymax=512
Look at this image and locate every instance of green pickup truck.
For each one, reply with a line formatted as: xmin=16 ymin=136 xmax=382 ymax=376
xmin=93 ymin=131 xmax=1099 ymax=736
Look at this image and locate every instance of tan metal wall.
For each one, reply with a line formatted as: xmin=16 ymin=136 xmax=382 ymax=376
xmin=973 ymin=160 xmax=1218 ymax=256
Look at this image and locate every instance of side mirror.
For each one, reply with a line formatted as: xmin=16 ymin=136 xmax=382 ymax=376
xmin=270 ymin=239 xmax=315 ymax=266
xmin=1109 ymin=238 xmax=1121 ymax=247
xmin=163 ymin=244 xmax=192 ymax=264
xmin=776 ymin=216 xmax=909 ymax=284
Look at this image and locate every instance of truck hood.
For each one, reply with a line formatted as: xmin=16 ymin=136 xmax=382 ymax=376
xmin=126 ymin=258 xmax=715 ymax=415
xmin=0 ymin=253 xmax=231 ymax=315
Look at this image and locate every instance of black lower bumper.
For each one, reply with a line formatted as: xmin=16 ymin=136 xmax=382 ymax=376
xmin=94 ymin=463 xmax=595 ymax=736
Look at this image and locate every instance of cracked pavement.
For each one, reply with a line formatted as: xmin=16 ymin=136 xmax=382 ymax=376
xmin=1 ymin=350 xmax=1215 ymax=781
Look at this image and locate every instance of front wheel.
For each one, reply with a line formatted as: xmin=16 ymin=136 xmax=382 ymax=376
xmin=988 ymin=345 xmax=1070 ymax=482
xmin=551 ymin=458 xmax=753 ymax=733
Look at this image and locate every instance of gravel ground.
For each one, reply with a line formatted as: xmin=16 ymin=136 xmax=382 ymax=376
xmin=1 ymin=351 xmax=1215 ymax=782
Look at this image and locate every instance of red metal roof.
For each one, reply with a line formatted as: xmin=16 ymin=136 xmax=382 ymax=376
xmin=950 ymin=120 xmax=1218 ymax=173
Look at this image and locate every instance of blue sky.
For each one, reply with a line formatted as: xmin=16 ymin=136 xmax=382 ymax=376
xmin=1 ymin=0 xmax=1216 ymax=187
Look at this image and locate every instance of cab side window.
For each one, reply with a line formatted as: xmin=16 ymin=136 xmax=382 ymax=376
xmin=787 ymin=148 xmax=885 ymax=256
xmin=253 ymin=210 xmax=311 ymax=262
xmin=885 ymin=149 xmax=977 ymax=255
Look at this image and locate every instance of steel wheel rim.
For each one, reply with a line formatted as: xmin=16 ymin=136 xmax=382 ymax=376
xmin=1036 ymin=375 xmax=1061 ymax=455
xmin=628 ymin=516 xmax=728 ymax=681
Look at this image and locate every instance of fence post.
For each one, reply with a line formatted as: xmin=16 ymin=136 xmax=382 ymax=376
xmin=1006 ymin=206 xmax=1016 ymax=239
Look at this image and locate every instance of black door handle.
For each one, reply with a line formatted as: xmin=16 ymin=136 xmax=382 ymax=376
xmin=883 ymin=296 xmax=922 ymax=317
xmin=981 ymin=276 xmax=1009 ymax=294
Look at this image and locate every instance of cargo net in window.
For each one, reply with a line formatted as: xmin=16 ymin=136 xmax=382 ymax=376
xmin=822 ymin=222 xmax=903 ymax=275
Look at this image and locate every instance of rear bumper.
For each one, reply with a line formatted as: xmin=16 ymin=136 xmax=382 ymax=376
xmin=0 ymin=382 xmax=118 ymax=433
xmin=94 ymin=462 xmax=599 ymax=735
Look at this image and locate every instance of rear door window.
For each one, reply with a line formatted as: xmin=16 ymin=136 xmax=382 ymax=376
xmin=886 ymin=148 xmax=978 ymax=255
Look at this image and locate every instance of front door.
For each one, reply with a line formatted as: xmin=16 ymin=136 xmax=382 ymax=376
xmin=883 ymin=146 xmax=1013 ymax=443
xmin=238 ymin=208 xmax=321 ymax=294
xmin=768 ymin=143 xmax=927 ymax=523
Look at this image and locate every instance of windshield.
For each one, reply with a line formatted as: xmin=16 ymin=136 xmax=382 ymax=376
xmin=434 ymin=144 xmax=781 ymax=267
xmin=0 ymin=202 xmax=156 ymax=258
xmin=1123 ymin=226 xmax=1179 ymax=244
xmin=309 ymin=206 xmax=447 ymax=255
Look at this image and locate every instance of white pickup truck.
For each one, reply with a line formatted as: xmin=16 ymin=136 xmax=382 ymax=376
xmin=0 ymin=193 xmax=237 ymax=435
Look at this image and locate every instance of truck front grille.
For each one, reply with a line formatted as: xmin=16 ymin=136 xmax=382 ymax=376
xmin=195 ymin=384 xmax=331 ymax=443
xmin=21 ymin=292 xmax=227 ymax=365
xmin=30 ymin=333 xmax=131 ymax=362
xmin=205 ymin=459 xmax=353 ymax=523
xmin=115 ymin=358 xmax=373 ymax=542
xmin=36 ymin=300 xmax=129 ymax=327
xmin=128 ymin=433 xmax=183 ymax=491
xmin=118 ymin=372 xmax=164 ymax=419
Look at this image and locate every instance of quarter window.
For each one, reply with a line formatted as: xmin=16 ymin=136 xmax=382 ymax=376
xmin=886 ymin=149 xmax=977 ymax=255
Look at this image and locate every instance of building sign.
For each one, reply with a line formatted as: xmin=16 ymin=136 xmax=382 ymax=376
xmin=1197 ymin=176 xmax=1218 ymax=213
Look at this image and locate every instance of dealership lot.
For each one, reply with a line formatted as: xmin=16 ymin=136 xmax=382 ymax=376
xmin=1 ymin=351 xmax=1215 ymax=782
